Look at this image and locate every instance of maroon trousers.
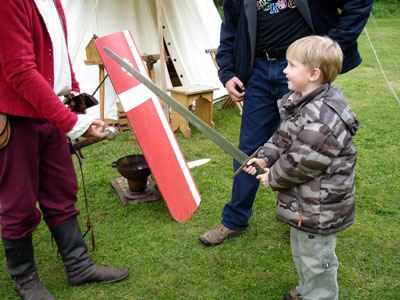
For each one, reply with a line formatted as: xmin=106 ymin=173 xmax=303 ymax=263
xmin=0 ymin=116 xmax=79 ymax=239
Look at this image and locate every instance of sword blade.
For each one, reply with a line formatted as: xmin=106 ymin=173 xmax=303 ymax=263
xmin=103 ymin=47 xmax=249 ymax=165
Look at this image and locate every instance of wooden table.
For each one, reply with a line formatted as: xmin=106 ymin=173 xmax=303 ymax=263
xmin=168 ymin=84 xmax=218 ymax=138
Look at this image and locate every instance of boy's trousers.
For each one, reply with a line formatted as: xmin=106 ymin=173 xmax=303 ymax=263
xmin=290 ymin=227 xmax=339 ymax=300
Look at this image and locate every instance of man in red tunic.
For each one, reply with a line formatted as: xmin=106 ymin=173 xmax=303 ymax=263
xmin=0 ymin=1 xmax=129 ymax=299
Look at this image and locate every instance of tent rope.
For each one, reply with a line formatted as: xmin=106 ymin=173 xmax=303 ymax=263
xmin=364 ymin=14 xmax=400 ymax=105
xmin=370 ymin=13 xmax=400 ymax=78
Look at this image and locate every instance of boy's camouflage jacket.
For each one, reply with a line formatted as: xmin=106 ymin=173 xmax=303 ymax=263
xmin=258 ymin=84 xmax=359 ymax=234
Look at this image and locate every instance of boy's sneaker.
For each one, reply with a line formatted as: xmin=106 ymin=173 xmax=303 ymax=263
xmin=199 ymin=223 xmax=245 ymax=246
xmin=284 ymin=289 xmax=303 ymax=300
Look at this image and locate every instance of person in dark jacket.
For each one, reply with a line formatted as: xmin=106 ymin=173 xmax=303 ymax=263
xmin=199 ymin=0 xmax=373 ymax=246
xmin=244 ymin=35 xmax=358 ymax=300
xmin=0 ymin=1 xmax=129 ymax=299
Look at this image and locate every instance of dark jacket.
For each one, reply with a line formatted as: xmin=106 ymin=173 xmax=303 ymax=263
xmin=258 ymin=84 xmax=359 ymax=234
xmin=216 ymin=0 xmax=374 ymax=86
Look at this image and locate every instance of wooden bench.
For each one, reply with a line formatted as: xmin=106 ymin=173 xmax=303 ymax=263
xmin=168 ymin=84 xmax=218 ymax=138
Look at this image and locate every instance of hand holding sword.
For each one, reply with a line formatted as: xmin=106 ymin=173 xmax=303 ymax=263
xmin=243 ymin=157 xmax=270 ymax=188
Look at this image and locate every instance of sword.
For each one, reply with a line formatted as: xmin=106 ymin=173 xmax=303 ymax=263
xmin=103 ymin=47 xmax=264 ymax=177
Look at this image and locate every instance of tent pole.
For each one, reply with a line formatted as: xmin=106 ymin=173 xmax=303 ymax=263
xmin=156 ymin=0 xmax=169 ymax=120
xmin=99 ymin=65 xmax=105 ymax=121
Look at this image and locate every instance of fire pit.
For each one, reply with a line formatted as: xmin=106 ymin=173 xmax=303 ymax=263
xmin=110 ymin=154 xmax=159 ymax=205
xmin=111 ymin=154 xmax=150 ymax=192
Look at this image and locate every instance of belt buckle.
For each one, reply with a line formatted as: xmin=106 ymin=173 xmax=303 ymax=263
xmin=266 ymin=51 xmax=277 ymax=61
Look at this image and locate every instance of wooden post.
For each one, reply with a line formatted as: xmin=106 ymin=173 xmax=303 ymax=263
xmin=85 ymin=35 xmax=105 ymax=121
xmin=156 ymin=0 xmax=169 ymax=120
xmin=99 ymin=65 xmax=105 ymax=121
xmin=141 ymin=54 xmax=160 ymax=84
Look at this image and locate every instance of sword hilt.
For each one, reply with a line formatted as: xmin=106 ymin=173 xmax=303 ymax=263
xmin=232 ymin=146 xmax=264 ymax=178
xmin=252 ymin=162 xmax=265 ymax=175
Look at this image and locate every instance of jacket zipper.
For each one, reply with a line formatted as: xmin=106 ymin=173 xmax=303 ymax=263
xmin=297 ymin=186 xmax=303 ymax=227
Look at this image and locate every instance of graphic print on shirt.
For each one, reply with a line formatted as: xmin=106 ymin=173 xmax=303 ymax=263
xmin=257 ymin=0 xmax=296 ymax=14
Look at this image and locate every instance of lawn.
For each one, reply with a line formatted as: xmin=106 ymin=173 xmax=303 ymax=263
xmin=1 ymin=10 xmax=399 ymax=300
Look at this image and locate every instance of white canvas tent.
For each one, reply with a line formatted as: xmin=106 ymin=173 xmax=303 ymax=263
xmin=60 ymin=0 xmax=225 ymax=120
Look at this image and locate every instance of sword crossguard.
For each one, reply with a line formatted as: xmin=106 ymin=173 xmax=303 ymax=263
xmin=232 ymin=146 xmax=264 ymax=178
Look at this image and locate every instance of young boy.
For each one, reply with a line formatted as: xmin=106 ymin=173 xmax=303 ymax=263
xmin=244 ymin=36 xmax=359 ymax=300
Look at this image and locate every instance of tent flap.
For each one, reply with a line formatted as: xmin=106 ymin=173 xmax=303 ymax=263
xmin=61 ymin=0 xmax=225 ymax=119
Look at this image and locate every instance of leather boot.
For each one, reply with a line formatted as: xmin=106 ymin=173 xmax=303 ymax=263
xmin=49 ymin=216 xmax=129 ymax=286
xmin=2 ymin=235 xmax=57 ymax=300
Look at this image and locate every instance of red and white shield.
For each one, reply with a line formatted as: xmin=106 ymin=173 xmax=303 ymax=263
xmin=96 ymin=31 xmax=200 ymax=222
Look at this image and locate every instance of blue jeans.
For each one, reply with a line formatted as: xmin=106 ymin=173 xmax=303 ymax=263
xmin=221 ymin=57 xmax=289 ymax=231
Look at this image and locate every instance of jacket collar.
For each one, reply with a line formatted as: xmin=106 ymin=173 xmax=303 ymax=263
xmin=283 ymin=84 xmax=330 ymax=114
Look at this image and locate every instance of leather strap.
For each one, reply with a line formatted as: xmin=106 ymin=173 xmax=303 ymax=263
xmin=68 ymin=137 xmax=96 ymax=252
xmin=77 ymin=156 xmax=96 ymax=252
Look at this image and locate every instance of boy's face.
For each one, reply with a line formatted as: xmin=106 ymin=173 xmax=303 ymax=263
xmin=283 ymin=58 xmax=314 ymax=96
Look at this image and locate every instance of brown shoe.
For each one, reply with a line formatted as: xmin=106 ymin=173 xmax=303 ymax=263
xmin=284 ymin=289 xmax=303 ymax=300
xmin=199 ymin=223 xmax=245 ymax=246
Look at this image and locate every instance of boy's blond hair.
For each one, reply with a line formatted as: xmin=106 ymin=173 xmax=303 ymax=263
xmin=286 ymin=35 xmax=343 ymax=83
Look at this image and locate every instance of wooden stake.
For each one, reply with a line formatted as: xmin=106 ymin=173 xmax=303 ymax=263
xmin=156 ymin=0 xmax=169 ymax=120
xmin=99 ymin=65 xmax=105 ymax=121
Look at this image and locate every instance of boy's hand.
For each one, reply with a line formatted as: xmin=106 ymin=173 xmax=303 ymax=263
xmin=244 ymin=158 xmax=270 ymax=188
xmin=256 ymin=168 xmax=270 ymax=188
xmin=243 ymin=158 xmax=266 ymax=175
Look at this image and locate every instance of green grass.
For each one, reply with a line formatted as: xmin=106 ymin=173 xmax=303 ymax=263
xmin=1 ymin=13 xmax=400 ymax=300
xmin=372 ymin=0 xmax=400 ymax=17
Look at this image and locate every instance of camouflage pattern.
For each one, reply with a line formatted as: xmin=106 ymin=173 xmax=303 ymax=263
xmin=258 ymin=84 xmax=359 ymax=234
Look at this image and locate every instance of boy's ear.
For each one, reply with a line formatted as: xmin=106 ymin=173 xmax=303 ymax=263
xmin=310 ymin=68 xmax=322 ymax=82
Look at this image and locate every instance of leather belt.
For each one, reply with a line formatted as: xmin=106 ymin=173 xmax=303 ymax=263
xmin=255 ymin=49 xmax=287 ymax=60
